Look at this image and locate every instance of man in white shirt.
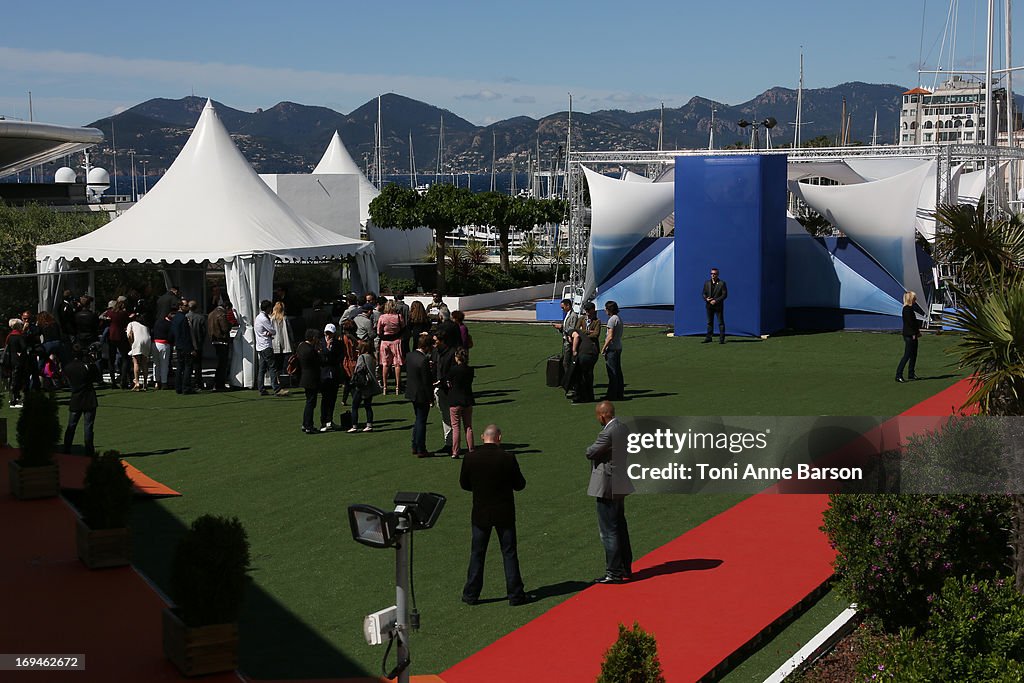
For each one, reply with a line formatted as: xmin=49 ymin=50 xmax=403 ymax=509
xmin=254 ymin=299 xmax=281 ymax=396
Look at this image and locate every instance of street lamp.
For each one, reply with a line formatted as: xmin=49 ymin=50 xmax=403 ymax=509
xmin=737 ymin=117 xmax=778 ymax=150
xmin=347 ymin=492 xmax=446 ymax=683
xmin=140 ymin=160 xmax=149 ymax=195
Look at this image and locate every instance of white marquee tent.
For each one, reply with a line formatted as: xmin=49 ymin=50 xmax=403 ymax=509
xmin=36 ymin=100 xmax=378 ymax=388
xmin=313 ymin=131 xmax=381 ymax=227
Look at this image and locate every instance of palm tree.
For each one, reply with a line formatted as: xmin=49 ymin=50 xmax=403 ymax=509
xmin=516 ymin=233 xmax=543 ymax=267
xmin=464 ymin=239 xmax=489 ymax=268
xmin=937 ymin=201 xmax=1024 ymax=590
xmin=934 ymin=203 xmax=1024 ymax=288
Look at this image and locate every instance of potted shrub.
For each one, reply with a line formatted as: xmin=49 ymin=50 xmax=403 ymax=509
xmin=8 ymin=390 xmax=61 ymax=500
xmin=76 ymin=451 xmax=133 ymax=568
xmin=598 ymin=621 xmax=666 ymax=683
xmin=163 ymin=514 xmax=250 ymax=676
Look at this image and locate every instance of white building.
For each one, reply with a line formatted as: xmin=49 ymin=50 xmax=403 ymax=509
xmin=899 ymin=76 xmax=1006 ymax=145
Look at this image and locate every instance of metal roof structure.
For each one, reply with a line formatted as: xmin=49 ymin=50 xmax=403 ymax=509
xmin=0 ymin=119 xmax=103 ymax=179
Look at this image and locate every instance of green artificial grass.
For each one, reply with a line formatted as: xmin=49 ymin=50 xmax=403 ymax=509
xmin=66 ymin=324 xmax=965 ymax=677
xmin=717 ymin=589 xmax=851 ymax=683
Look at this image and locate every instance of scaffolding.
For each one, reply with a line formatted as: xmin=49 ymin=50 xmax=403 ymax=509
xmin=565 ymin=144 xmax=1024 ymax=308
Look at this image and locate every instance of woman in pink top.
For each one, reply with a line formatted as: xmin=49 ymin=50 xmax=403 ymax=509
xmin=376 ymin=300 xmax=405 ymax=395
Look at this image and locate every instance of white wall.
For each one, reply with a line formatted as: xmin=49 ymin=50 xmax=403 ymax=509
xmin=259 ymin=174 xmax=361 ymax=239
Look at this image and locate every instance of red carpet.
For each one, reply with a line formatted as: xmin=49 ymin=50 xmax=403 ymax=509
xmin=442 ymin=494 xmax=833 ymax=683
xmin=442 ymin=380 xmax=978 ymax=683
xmin=899 ymin=377 xmax=977 ymax=417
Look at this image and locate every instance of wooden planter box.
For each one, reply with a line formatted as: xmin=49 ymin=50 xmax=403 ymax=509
xmin=75 ymin=517 xmax=131 ymax=569
xmin=162 ymin=607 xmax=238 ymax=677
xmin=8 ymin=459 xmax=59 ymax=500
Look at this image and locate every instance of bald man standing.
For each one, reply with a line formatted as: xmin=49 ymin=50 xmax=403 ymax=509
xmin=459 ymin=424 xmax=529 ymax=606
xmin=586 ymin=401 xmax=634 ymax=583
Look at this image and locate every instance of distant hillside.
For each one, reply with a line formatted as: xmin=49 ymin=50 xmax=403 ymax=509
xmin=76 ymin=83 xmax=911 ymax=180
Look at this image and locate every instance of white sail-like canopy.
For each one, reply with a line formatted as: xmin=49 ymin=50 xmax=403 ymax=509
xmin=37 ymin=100 xmax=377 ymax=387
xmin=787 ymin=160 xmax=867 ymax=186
xmin=583 ymin=166 xmax=675 ymax=300
xmin=313 ymin=131 xmax=381 ymax=227
xmin=790 ymin=161 xmax=932 ymax=304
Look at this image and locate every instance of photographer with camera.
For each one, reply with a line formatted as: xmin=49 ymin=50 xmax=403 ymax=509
xmin=63 ymin=344 xmax=101 ymax=457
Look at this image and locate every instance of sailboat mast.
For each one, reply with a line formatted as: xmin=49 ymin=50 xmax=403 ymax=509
xmin=409 ymin=131 xmax=417 ymax=188
xmin=491 ymin=130 xmax=497 ymax=192
xmin=838 ymin=97 xmax=847 ymax=146
xmin=986 ymin=0 xmax=996 ymax=146
xmin=794 ymin=49 xmax=804 ymax=148
xmin=436 ymin=114 xmax=445 ymax=180
xmin=709 ymin=106 xmax=716 ymax=150
xmin=1007 ymin=0 xmax=1017 ymax=202
xmin=375 ymin=95 xmax=383 ymax=188
xmin=657 ymin=102 xmax=664 ymax=151
xmin=565 ymin=93 xmax=572 ymax=200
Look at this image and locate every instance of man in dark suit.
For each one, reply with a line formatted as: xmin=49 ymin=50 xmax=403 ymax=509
xmin=586 ymin=401 xmax=634 ymax=583
xmin=63 ymin=345 xmax=101 ymax=456
xmin=702 ymin=267 xmax=728 ymax=344
xmin=431 ymin=333 xmax=456 ymax=453
xmin=154 ymin=285 xmax=181 ymax=323
xmin=460 ymin=424 xmax=529 ymax=606
xmin=404 ymin=333 xmax=434 ymax=457
xmin=296 ymin=328 xmax=321 ymax=434
xmin=170 ymin=301 xmax=195 ymax=394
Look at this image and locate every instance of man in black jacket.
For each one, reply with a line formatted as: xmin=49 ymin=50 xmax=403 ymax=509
xmin=154 ymin=285 xmax=181 ymax=323
xmin=170 ymin=302 xmax=195 ymax=394
xmin=296 ymin=328 xmax=321 ymax=433
xmin=459 ymin=424 xmax=529 ymax=606
xmin=702 ymin=267 xmax=729 ymax=344
xmin=431 ymin=334 xmax=456 ymax=453
xmin=404 ymin=333 xmax=434 ymax=457
xmin=63 ymin=345 xmax=101 ymax=456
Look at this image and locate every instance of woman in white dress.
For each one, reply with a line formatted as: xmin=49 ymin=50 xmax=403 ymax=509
xmin=270 ymin=301 xmax=293 ymax=390
xmin=126 ymin=318 xmax=152 ymax=391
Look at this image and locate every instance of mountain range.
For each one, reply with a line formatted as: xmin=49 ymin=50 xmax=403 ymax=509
xmin=79 ymin=83 xmax=911 ymax=179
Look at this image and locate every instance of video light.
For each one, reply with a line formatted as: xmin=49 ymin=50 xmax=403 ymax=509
xmin=348 ymin=504 xmax=400 ymax=548
xmin=393 ymin=492 xmax=446 ymax=530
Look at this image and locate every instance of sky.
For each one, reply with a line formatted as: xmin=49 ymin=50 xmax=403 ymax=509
xmin=2 ymin=0 xmax=1022 ymax=127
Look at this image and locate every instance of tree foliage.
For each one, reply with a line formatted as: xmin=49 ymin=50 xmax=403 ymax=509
xmin=0 ymin=203 xmax=109 ymax=315
xmin=370 ymin=183 xmax=566 ymax=289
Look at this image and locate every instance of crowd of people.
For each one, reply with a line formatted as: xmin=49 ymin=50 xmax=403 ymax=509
xmin=1 ymin=285 xmax=243 ymax=406
xmin=2 ymin=284 xmax=642 ymax=604
xmin=286 ymin=292 xmax=476 ymax=458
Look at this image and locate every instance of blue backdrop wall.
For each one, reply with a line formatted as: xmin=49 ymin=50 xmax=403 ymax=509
xmin=674 ymin=155 xmax=787 ymax=337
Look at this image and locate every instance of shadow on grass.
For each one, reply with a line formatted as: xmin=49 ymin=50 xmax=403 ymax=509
xmin=622 ymin=388 xmax=678 ymax=400
xmin=474 ymin=389 xmax=519 ymax=399
xmin=500 ymin=442 xmax=542 ymax=456
xmin=530 ymin=580 xmax=591 ymax=601
xmin=909 ymin=373 xmax=960 ymax=381
xmin=124 ymin=447 xmax=191 ymax=458
xmin=633 ymin=558 xmax=723 ymax=581
xmin=130 ymin=498 xmax=374 ymax=679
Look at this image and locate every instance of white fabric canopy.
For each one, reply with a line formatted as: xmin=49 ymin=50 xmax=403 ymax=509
xmin=37 ymin=100 xmax=378 ymax=387
xmin=313 ymin=131 xmax=381 ymax=227
xmin=582 ymin=166 xmax=675 ymax=301
xmin=790 ymin=161 xmax=931 ymax=304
